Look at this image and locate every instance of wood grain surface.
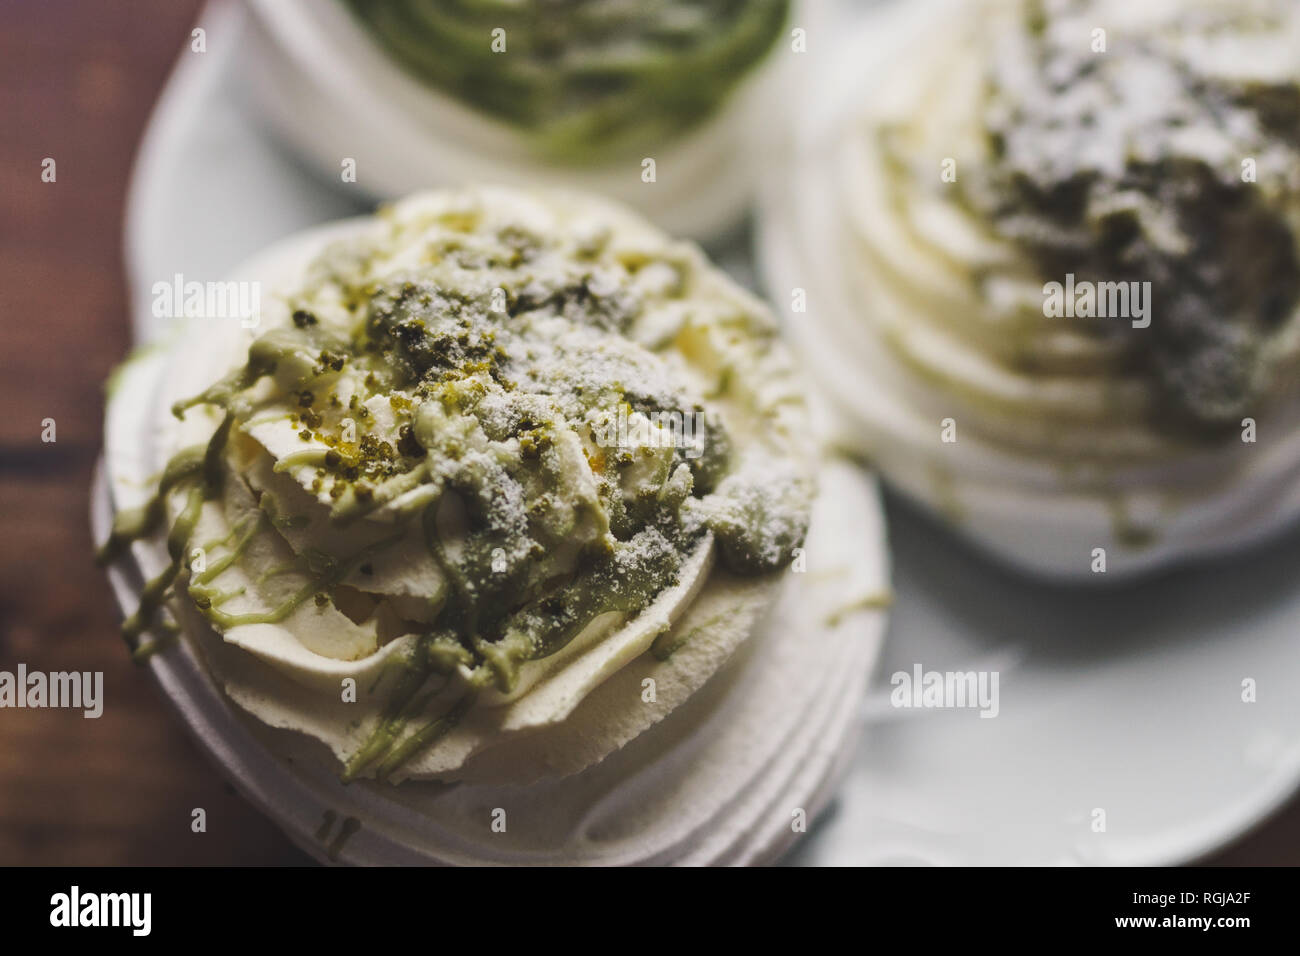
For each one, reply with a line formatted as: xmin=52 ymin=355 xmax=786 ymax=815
xmin=0 ymin=0 xmax=1294 ymax=866
xmin=0 ymin=0 xmax=311 ymax=865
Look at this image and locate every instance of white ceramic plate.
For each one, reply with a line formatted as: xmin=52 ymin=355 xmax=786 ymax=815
xmin=121 ymin=0 xmax=1300 ymax=865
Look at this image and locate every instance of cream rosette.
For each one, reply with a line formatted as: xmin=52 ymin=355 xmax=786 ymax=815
xmin=97 ymin=186 xmax=888 ymax=864
xmin=759 ymin=0 xmax=1300 ymax=579
xmin=236 ymin=0 xmax=803 ymax=240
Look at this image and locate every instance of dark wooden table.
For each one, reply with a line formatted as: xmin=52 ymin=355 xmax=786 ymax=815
xmin=0 ymin=0 xmax=1294 ymax=866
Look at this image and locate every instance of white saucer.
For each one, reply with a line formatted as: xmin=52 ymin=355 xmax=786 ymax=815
xmin=121 ymin=0 xmax=1300 ymax=865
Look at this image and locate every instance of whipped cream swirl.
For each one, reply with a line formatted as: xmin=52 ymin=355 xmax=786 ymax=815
xmin=101 ymin=187 xmax=813 ymax=780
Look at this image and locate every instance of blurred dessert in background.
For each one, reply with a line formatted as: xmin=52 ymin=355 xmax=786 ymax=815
xmin=340 ymin=0 xmax=790 ymax=162
xmin=238 ymin=0 xmax=800 ymax=239
xmin=760 ymin=0 xmax=1300 ymax=578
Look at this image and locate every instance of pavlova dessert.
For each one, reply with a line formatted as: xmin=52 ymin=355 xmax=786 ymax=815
xmin=237 ymin=0 xmax=797 ymax=239
xmin=759 ymin=0 xmax=1300 ymax=578
xmin=96 ymin=186 xmax=887 ymax=864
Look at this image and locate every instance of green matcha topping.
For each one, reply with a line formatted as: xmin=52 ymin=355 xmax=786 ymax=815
xmin=341 ymin=0 xmax=789 ymax=161
xmin=961 ymin=0 xmax=1300 ymax=429
xmin=99 ymin=191 xmax=811 ymax=780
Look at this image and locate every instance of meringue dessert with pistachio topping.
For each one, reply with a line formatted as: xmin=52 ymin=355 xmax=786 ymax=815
xmin=96 ymin=186 xmax=887 ymax=864
xmin=760 ymin=0 xmax=1300 ymax=578
xmin=340 ymin=0 xmax=790 ymax=163
xmin=239 ymin=0 xmax=798 ymax=238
